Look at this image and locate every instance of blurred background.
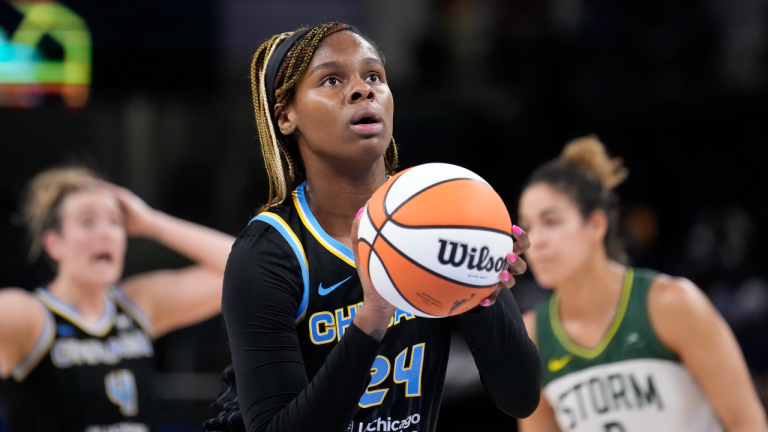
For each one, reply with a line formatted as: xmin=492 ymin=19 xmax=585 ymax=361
xmin=1 ymin=0 xmax=766 ymax=430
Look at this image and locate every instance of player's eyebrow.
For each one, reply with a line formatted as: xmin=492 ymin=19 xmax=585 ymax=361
xmin=362 ymin=57 xmax=383 ymax=66
xmin=310 ymin=57 xmax=383 ymax=75
xmin=539 ymin=207 xmax=561 ymax=217
xmin=310 ymin=61 xmax=342 ymax=75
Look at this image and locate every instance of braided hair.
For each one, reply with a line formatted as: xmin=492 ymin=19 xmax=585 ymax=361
xmin=525 ymin=135 xmax=629 ymax=263
xmin=251 ymin=22 xmax=398 ymax=214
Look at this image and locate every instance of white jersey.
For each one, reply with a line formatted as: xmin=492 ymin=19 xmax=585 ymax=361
xmin=543 ymin=358 xmax=720 ymax=431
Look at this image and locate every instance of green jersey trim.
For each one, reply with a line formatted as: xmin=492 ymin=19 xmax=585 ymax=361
xmin=550 ymin=268 xmax=634 ymax=359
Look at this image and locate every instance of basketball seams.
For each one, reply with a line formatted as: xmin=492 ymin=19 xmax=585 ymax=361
xmin=365 ymin=204 xmax=382 ymax=240
xmin=386 ymin=177 xmax=483 ymax=219
xmin=385 ymin=218 xmax=514 ymax=238
xmin=369 ymin=245 xmax=433 ymax=317
xmin=378 ymin=233 xmax=499 ymax=289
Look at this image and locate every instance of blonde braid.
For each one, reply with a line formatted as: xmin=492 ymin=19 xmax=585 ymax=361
xmin=385 ymin=137 xmax=399 ymax=176
xmin=251 ymin=32 xmax=291 ymax=210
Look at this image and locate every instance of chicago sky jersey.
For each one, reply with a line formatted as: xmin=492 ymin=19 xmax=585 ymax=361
xmin=257 ymin=183 xmax=452 ymax=432
xmin=536 ymin=268 xmax=721 ymax=432
xmin=3 ymin=287 xmax=155 ymax=432
xmin=205 ymin=182 xmax=541 ymax=432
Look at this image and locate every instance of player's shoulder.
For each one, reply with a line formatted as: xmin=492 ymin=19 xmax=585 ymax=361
xmin=0 ymin=287 xmax=40 ymax=313
xmin=647 ymin=272 xmax=706 ymax=313
xmin=646 ymin=272 xmax=715 ymax=348
xmin=229 ymin=202 xmax=301 ymax=262
xmin=240 ymin=200 xmax=297 ymax=234
xmin=0 ymin=288 xmax=46 ymax=341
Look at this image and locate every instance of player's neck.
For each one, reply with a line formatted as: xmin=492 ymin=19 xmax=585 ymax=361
xmin=47 ymin=274 xmax=109 ymax=325
xmin=555 ymin=253 xmax=625 ymax=323
xmin=303 ymin=161 xmax=387 ymax=249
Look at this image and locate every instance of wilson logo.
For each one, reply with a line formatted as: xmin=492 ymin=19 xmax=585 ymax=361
xmin=437 ymin=239 xmax=507 ymax=272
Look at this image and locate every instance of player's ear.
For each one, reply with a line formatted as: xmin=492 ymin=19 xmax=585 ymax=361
xmin=587 ymin=209 xmax=608 ymax=244
xmin=275 ymin=102 xmax=297 ymax=135
xmin=43 ymin=229 xmax=63 ymax=262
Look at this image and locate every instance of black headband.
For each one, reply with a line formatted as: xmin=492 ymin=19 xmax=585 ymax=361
xmin=265 ymin=28 xmax=311 ymax=114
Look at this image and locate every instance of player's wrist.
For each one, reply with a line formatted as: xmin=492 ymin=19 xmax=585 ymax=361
xmin=353 ymin=304 xmax=392 ymax=342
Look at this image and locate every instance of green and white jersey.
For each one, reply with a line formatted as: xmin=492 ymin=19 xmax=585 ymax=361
xmin=536 ymin=268 xmax=721 ymax=432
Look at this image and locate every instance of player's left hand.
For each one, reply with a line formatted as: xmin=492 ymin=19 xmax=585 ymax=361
xmin=480 ymin=225 xmax=529 ymax=307
xmin=100 ymin=182 xmax=159 ymax=238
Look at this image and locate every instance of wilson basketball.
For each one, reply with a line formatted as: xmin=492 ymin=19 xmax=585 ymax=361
xmin=357 ymin=163 xmax=513 ymax=317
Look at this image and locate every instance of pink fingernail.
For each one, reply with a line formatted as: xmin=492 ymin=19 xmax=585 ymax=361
xmin=512 ymin=225 xmax=523 ymax=235
xmin=500 ymin=272 xmax=510 ymax=282
xmin=508 ymin=253 xmax=517 ymax=263
xmin=356 ymin=207 xmax=364 ymax=218
xmin=481 ymin=300 xmax=491 ymax=307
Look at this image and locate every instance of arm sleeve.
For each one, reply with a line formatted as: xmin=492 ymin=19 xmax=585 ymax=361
xmin=456 ymin=288 xmax=542 ymax=418
xmin=223 ymin=227 xmax=383 ymax=432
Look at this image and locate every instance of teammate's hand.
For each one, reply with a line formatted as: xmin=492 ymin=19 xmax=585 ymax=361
xmin=481 ymin=225 xmax=530 ymax=307
xmin=351 ymin=206 xmax=396 ymax=341
xmin=100 ymin=182 xmax=159 ymax=239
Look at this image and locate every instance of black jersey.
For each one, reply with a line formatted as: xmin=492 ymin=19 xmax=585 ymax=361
xmin=204 ymin=183 xmax=541 ymax=432
xmin=3 ymin=287 xmax=155 ymax=432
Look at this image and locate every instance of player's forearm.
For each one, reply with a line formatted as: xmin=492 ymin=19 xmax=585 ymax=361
xmin=145 ymin=211 xmax=234 ymax=274
xmin=234 ymin=323 xmax=382 ymax=432
xmin=458 ymin=289 xmax=542 ymax=418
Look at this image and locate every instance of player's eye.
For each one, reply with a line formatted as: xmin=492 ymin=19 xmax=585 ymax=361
xmin=322 ymin=77 xmax=340 ymax=87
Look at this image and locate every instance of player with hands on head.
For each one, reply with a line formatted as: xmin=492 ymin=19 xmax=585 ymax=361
xmin=204 ymin=22 xmax=540 ymax=432
xmin=516 ymin=136 xmax=768 ymax=432
xmin=0 ymin=167 xmax=235 ymax=432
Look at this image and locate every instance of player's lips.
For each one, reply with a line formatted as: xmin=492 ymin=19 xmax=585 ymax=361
xmin=92 ymin=251 xmax=114 ymax=263
xmin=349 ymin=110 xmax=382 ymax=137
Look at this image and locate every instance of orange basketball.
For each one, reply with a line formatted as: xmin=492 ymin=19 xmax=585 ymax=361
xmin=357 ymin=163 xmax=513 ymax=317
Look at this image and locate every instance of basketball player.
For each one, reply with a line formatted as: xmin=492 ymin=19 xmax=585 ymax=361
xmin=0 ymin=167 xmax=235 ymax=431
xmin=517 ymin=136 xmax=768 ymax=431
xmin=203 ymin=22 xmax=540 ymax=432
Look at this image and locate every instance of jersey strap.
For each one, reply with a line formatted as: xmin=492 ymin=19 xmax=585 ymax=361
xmin=293 ymin=183 xmax=356 ymax=268
xmin=110 ymin=286 xmax=154 ymax=337
xmin=250 ymin=212 xmax=310 ymax=323
xmin=10 ymin=300 xmax=56 ymax=382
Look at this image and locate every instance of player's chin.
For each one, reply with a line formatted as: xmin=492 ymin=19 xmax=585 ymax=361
xmin=529 ymin=269 xmax=559 ymax=290
xmin=348 ymin=134 xmax=390 ymax=152
xmin=345 ymin=137 xmax=390 ymax=164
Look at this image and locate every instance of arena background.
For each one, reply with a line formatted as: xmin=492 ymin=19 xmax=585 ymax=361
xmin=1 ymin=0 xmax=766 ymax=430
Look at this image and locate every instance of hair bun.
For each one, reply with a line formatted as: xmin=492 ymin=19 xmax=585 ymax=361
xmin=560 ymin=135 xmax=628 ymax=189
